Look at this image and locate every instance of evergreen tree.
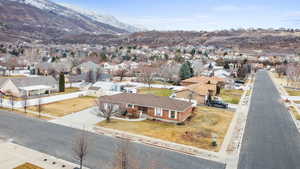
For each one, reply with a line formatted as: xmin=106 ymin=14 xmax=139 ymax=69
xmin=190 ymin=49 xmax=196 ymax=56
xmin=224 ymin=62 xmax=230 ymax=70
xmin=59 ymin=72 xmax=65 ymax=92
xmin=179 ymin=62 xmax=193 ymax=80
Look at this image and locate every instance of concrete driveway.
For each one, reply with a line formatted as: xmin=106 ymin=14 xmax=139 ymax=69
xmin=50 ymin=107 xmax=104 ymax=131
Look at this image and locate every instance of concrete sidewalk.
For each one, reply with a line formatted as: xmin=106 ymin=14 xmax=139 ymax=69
xmin=50 ymin=107 xmax=104 ymax=131
xmin=0 ymin=141 xmax=87 ymax=169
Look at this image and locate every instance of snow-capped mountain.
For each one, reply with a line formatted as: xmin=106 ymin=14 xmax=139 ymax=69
xmin=0 ymin=0 xmax=140 ymax=36
xmin=59 ymin=3 xmax=143 ymax=33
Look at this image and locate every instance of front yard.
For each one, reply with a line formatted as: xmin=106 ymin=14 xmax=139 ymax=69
xmin=97 ymin=106 xmax=234 ymax=151
xmin=285 ymin=88 xmax=300 ymax=96
xmin=289 ymin=106 xmax=300 ymax=120
xmin=138 ymin=87 xmax=173 ymax=97
xmin=220 ymin=89 xmax=244 ymax=104
xmin=28 ymin=96 xmax=96 ymax=117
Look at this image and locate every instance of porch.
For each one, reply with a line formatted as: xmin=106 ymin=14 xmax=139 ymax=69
xmin=19 ymin=85 xmax=54 ymax=97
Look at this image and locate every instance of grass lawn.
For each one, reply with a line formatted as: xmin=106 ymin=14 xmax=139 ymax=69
xmin=151 ymin=81 xmax=173 ymax=86
xmin=289 ymin=106 xmax=300 ymax=120
xmin=285 ymin=88 xmax=300 ymax=96
xmin=28 ymin=96 xmax=96 ymax=117
xmin=0 ymin=75 xmax=26 ymax=78
xmin=138 ymin=88 xmax=173 ymax=97
xmin=220 ymin=89 xmax=244 ymax=104
xmin=98 ymin=106 xmax=234 ymax=152
xmin=0 ymin=107 xmax=52 ymax=120
xmin=13 ymin=163 xmax=43 ymax=169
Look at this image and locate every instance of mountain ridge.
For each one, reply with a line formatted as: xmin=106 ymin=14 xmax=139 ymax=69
xmin=0 ymin=0 xmax=141 ymax=38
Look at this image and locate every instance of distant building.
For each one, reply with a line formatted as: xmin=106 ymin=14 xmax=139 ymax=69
xmin=0 ymin=76 xmax=58 ymax=97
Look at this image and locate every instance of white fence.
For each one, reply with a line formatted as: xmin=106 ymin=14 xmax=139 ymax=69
xmin=1 ymin=91 xmax=88 ymax=108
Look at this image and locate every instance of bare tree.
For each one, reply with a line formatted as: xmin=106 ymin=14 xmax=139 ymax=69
xmin=140 ymin=66 xmax=156 ymax=88
xmin=96 ymin=99 xmax=122 ymax=122
xmin=7 ymin=92 xmax=15 ymax=111
xmin=112 ymin=140 xmax=164 ymax=169
xmin=113 ymin=141 xmax=139 ymax=169
xmin=115 ymin=69 xmax=128 ymax=82
xmin=73 ymin=130 xmax=89 ymax=169
xmin=22 ymin=95 xmax=29 ymax=114
xmin=159 ymin=63 xmax=180 ymax=84
xmin=37 ymin=96 xmax=43 ymax=118
xmin=69 ymin=58 xmax=82 ymax=87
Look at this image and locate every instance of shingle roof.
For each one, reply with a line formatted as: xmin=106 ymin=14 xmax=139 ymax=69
xmin=100 ymin=93 xmax=193 ymax=112
xmin=88 ymin=86 xmax=101 ymax=91
xmin=176 ymin=83 xmax=216 ymax=96
xmin=8 ymin=76 xmax=57 ymax=88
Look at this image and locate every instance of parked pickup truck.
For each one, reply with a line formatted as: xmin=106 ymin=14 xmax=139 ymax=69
xmin=208 ymin=100 xmax=229 ymax=109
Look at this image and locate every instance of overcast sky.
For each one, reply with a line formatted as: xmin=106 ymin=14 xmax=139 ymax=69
xmin=53 ymin=0 xmax=300 ymax=31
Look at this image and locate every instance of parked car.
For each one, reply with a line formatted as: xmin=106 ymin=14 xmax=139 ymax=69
xmin=208 ymin=100 xmax=228 ymax=109
xmin=235 ymin=80 xmax=245 ymax=84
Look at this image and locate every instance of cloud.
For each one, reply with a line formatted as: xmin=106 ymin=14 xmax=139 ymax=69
xmin=118 ymin=15 xmax=218 ymax=31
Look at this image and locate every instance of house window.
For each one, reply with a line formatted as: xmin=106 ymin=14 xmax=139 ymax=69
xmin=169 ymin=110 xmax=177 ymax=119
xmin=155 ymin=108 xmax=163 ymax=116
xmin=104 ymin=103 xmax=119 ymax=111
xmin=127 ymin=104 xmax=134 ymax=108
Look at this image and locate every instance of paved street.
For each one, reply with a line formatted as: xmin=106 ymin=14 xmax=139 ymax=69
xmin=238 ymin=70 xmax=300 ymax=169
xmin=0 ymin=111 xmax=224 ymax=169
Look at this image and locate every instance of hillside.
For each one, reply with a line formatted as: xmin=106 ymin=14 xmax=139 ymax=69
xmin=0 ymin=0 xmax=139 ymax=42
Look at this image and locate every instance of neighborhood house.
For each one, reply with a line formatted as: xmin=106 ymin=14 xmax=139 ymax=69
xmin=0 ymin=76 xmax=58 ymax=97
xmin=100 ymin=93 xmax=194 ymax=123
xmin=173 ymin=83 xmax=217 ymax=105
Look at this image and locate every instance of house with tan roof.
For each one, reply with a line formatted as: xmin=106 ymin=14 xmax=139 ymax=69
xmin=173 ymin=83 xmax=217 ymax=105
xmin=99 ymin=93 xmax=194 ymax=123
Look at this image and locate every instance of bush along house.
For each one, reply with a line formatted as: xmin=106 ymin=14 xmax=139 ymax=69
xmin=99 ymin=93 xmax=194 ymax=123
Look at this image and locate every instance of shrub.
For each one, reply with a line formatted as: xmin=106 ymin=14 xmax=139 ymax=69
xmin=212 ymin=140 xmax=217 ymax=147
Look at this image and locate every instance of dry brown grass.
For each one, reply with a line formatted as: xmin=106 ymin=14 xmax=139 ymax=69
xmin=13 ymin=163 xmax=43 ymax=169
xmin=138 ymin=88 xmax=174 ymax=97
xmin=97 ymin=106 xmax=234 ymax=151
xmin=285 ymin=88 xmax=300 ymax=96
xmin=290 ymin=106 xmax=300 ymax=120
xmin=0 ymin=75 xmax=26 ymax=78
xmin=28 ymin=96 xmax=96 ymax=117
xmin=294 ymin=101 xmax=300 ymax=104
xmin=0 ymin=107 xmax=52 ymax=120
xmin=220 ymin=89 xmax=244 ymax=104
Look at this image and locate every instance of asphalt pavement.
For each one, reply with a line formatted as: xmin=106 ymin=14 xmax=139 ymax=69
xmin=238 ymin=70 xmax=300 ymax=169
xmin=0 ymin=110 xmax=225 ymax=169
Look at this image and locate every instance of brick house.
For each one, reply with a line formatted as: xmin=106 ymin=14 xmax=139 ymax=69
xmin=99 ymin=93 xmax=194 ymax=123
